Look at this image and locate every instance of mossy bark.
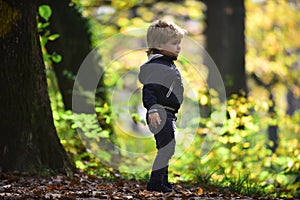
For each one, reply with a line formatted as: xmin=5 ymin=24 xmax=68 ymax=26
xmin=0 ymin=0 xmax=75 ymax=174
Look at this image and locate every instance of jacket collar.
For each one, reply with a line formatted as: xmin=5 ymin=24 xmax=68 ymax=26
xmin=141 ymin=54 xmax=163 ymax=66
xmin=142 ymin=53 xmax=177 ymax=65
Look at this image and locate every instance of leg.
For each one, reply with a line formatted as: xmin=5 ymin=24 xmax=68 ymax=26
xmin=162 ymin=165 xmax=173 ymax=189
xmin=147 ymin=114 xmax=176 ymax=192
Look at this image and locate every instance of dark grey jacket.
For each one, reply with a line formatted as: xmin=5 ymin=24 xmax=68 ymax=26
xmin=138 ymin=54 xmax=184 ymax=113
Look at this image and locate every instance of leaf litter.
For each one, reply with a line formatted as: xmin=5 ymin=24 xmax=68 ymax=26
xmin=0 ymin=172 xmax=291 ymax=199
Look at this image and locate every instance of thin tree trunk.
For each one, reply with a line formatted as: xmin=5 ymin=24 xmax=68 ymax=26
xmin=267 ymin=93 xmax=278 ymax=153
xmin=0 ymin=0 xmax=75 ymax=173
xmin=43 ymin=0 xmax=96 ymax=111
xmin=203 ymin=0 xmax=247 ymax=97
xmin=287 ymin=88 xmax=300 ymax=115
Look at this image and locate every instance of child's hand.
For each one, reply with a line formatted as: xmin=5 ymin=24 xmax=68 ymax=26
xmin=148 ymin=112 xmax=161 ymax=128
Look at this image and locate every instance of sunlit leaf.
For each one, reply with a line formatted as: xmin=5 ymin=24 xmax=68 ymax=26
xmin=48 ymin=34 xmax=60 ymax=41
xmin=51 ymin=52 xmax=62 ymax=63
xmin=38 ymin=5 xmax=52 ymax=21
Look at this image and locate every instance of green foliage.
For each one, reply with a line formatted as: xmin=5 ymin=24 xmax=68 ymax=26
xmin=172 ymin=95 xmax=300 ymax=198
xmin=38 ymin=5 xmax=52 ymax=21
xmin=71 ymin=113 xmax=110 ymax=139
xmin=38 ymin=5 xmax=62 ymax=64
xmin=72 ymin=0 xmax=205 ymax=46
xmin=245 ymin=0 xmax=300 ymax=114
xmin=38 ymin=4 xmax=113 ymax=177
xmin=220 ymin=174 xmax=266 ymax=197
xmin=131 ymin=113 xmax=146 ymax=125
xmin=47 ymin=69 xmax=115 ymax=176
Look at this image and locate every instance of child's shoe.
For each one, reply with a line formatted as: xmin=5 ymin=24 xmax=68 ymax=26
xmin=146 ymin=182 xmax=172 ymax=193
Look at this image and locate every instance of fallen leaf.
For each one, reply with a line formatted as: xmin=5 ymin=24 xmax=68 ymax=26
xmin=45 ymin=185 xmax=55 ymax=191
xmin=197 ymin=187 xmax=204 ymax=195
xmin=96 ymin=185 xmax=114 ymax=189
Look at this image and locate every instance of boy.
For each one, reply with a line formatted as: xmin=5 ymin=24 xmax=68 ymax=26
xmin=138 ymin=19 xmax=186 ymax=192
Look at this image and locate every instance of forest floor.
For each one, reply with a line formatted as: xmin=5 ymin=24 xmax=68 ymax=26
xmin=0 ymin=172 xmax=292 ymax=200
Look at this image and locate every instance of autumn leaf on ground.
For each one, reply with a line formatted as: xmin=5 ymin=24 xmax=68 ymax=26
xmin=197 ymin=187 xmax=204 ymax=195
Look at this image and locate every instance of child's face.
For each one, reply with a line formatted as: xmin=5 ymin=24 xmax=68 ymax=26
xmin=158 ymin=38 xmax=182 ymax=57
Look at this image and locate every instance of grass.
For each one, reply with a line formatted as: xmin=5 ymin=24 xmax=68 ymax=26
xmin=191 ymin=169 xmax=269 ymax=198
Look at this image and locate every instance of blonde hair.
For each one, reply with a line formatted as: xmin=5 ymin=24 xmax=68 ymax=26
xmin=146 ymin=20 xmax=186 ymax=55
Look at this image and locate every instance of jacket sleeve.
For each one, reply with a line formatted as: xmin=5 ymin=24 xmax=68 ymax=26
xmin=142 ymin=84 xmax=159 ymax=112
xmin=139 ymin=62 xmax=171 ymax=112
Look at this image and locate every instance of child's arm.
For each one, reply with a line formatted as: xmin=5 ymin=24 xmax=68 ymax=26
xmin=139 ymin=63 xmax=173 ymax=127
xmin=142 ymin=83 xmax=164 ymax=128
xmin=142 ymin=84 xmax=158 ymax=110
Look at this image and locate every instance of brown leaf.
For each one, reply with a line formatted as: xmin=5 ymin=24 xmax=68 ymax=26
xmin=138 ymin=190 xmax=154 ymax=197
xmin=197 ymin=187 xmax=204 ymax=195
xmin=96 ymin=185 xmax=114 ymax=189
xmin=45 ymin=185 xmax=55 ymax=191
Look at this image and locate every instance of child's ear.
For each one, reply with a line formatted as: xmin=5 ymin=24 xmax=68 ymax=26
xmin=155 ymin=43 xmax=162 ymax=50
xmin=156 ymin=45 xmax=163 ymax=51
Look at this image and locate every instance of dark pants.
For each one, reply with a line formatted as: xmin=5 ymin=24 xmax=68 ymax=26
xmin=147 ymin=109 xmax=176 ymax=184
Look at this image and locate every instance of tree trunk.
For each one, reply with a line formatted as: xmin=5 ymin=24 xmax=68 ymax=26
xmin=0 ymin=0 xmax=75 ymax=173
xmin=267 ymin=93 xmax=278 ymax=153
xmin=287 ymin=88 xmax=300 ymax=115
xmin=43 ymin=0 xmax=108 ymax=114
xmin=203 ymin=0 xmax=247 ymax=97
